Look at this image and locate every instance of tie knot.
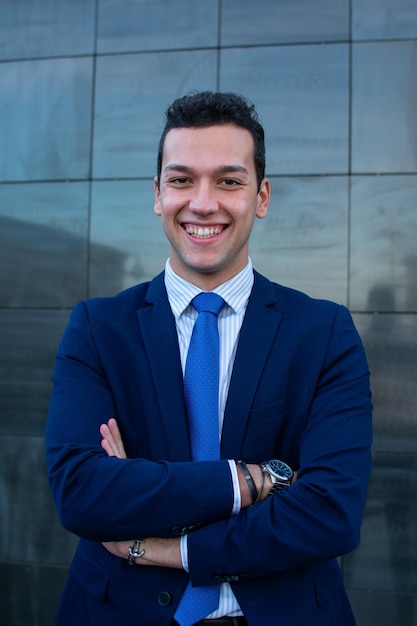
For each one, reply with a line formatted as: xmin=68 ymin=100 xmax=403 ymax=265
xmin=192 ymin=292 xmax=225 ymax=317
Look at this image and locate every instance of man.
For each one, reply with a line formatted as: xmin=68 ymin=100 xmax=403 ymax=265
xmin=46 ymin=92 xmax=372 ymax=626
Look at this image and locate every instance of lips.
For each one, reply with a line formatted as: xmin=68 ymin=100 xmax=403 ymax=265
xmin=184 ymin=224 xmax=225 ymax=238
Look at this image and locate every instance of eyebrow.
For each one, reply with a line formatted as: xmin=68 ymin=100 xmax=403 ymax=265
xmin=163 ymin=164 xmax=250 ymax=177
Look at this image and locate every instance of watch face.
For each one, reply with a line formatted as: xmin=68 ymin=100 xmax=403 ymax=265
xmin=268 ymin=459 xmax=293 ymax=480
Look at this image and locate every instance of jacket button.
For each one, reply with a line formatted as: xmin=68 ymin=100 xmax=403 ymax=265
xmin=158 ymin=591 xmax=172 ymax=606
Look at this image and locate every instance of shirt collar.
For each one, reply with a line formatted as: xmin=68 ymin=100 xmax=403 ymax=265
xmin=164 ymin=259 xmax=254 ymax=319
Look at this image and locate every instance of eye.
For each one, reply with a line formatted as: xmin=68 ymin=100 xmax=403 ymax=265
xmin=220 ymin=178 xmax=242 ymax=187
xmin=168 ymin=177 xmax=191 ymax=186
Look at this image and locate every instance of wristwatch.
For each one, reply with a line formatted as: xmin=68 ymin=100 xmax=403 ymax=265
xmin=262 ymin=459 xmax=293 ymax=494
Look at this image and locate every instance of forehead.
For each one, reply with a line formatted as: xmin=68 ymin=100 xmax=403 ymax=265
xmin=161 ymin=124 xmax=255 ymax=166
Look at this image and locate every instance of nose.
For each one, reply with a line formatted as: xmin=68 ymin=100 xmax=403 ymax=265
xmin=189 ymin=181 xmax=218 ymax=214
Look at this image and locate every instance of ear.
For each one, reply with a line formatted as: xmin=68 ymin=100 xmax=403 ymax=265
xmin=255 ymin=178 xmax=270 ymax=219
xmin=153 ymin=177 xmax=162 ymax=216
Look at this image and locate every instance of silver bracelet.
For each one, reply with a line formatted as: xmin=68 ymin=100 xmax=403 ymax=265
xmin=128 ymin=539 xmax=145 ymax=565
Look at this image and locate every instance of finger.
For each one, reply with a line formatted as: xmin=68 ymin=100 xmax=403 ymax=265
xmin=101 ymin=438 xmax=117 ymax=457
xmin=100 ymin=423 xmax=120 ymax=457
xmin=107 ymin=418 xmax=127 ymax=458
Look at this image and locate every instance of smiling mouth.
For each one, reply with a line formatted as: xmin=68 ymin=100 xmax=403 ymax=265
xmin=184 ymin=224 xmax=225 ymax=239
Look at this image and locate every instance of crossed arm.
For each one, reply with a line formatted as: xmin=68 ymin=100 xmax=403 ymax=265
xmin=99 ymin=418 xmax=282 ymax=568
xmin=100 ymin=419 xmax=182 ymax=568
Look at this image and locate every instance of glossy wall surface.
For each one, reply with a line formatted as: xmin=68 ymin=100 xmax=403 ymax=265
xmin=1 ymin=1 xmax=416 ymax=624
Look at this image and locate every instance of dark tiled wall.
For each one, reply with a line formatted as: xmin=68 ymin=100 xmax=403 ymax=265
xmin=0 ymin=1 xmax=416 ymax=624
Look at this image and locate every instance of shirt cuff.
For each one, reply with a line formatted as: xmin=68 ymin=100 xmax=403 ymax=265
xmin=180 ymin=534 xmax=189 ymax=572
xmin=228 ymin=459 xmax=241 ymax=515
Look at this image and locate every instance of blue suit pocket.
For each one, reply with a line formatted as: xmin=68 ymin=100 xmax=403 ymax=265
xmin=70 ymin=546 xmax=110 ymax=602
xmin=313 ymin=560 xmax=343 ymax=607
xmin=248 ymin=397 xmax=288 ymax=425
xmin=241 ymin=398 xmax=291 ymax=459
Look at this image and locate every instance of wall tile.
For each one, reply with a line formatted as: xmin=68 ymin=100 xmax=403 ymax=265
xmin=0 ymin=0 xmax=96 ymax=61
xmin=89 ymin=180 xmax=168 ymax=297
xmin=0 ymin=311 xmax=70 ymax=436
xmin=251 ymin=176 xmax=348 ymax=303
xmin=343 ymin=452 xmax=417 ymax=593
xmin=221 ymin=0 xmax=349 ymax=46
xmin=352 ymin=0 xmax=417 ymax=41
xmin=0 ymin=562 xmax=68 ymax=626
xmin=0 ymin=182 xmax=89 ymax=307
xmin=349 ymin=175 xmax=417 ymax=312
xmin=0 ymin=57 xmax=93 ymax=182
xmin=93 ymin=50 xmax=217 ymax=179
xmin=354 ymin=313 xmax=417 ymax=453
xmin=220 ymin=44 xmax=349 ymax=175
xmin=348 ymin=589 xmax=417 ymax=626
xmin=351 ymin=41 xmax=417 ymax=174
xmin=0 ymin=435 xmax=78 ymax=564
xmin=97 ymin=0 xmax=218 ymax=53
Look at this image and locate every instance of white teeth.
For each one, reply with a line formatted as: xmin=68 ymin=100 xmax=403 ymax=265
xmin=185 ymin=225 xmax=222 ymax=238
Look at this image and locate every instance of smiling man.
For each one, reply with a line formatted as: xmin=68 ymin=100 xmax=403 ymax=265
xmin=46 ymin=92 xmax=372 ymax=626
xmin=154 ymin=124 xmax=269 ymax=288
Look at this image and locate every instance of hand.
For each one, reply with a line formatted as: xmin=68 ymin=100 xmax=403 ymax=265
xmin=100 ymin=418 xmax=127 ymax=458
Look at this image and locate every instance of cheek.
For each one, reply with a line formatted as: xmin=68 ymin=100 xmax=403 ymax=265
xmin=155 ymin=197 xmax=173 ymax=221
xmin=157 ymin=203 xmax=174 ymax=225
xmin=237 ymin=209 xmax=257 ymax=233
xmin=159 ymin=212 xmax=182 ymax=244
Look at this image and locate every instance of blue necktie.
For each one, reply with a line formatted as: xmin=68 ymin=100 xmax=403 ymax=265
xmin=175 ymin=292 xmax=225 ymax=626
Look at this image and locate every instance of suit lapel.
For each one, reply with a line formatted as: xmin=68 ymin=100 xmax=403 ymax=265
xmin=221 ymin=273 xmax=282 ymax=459
xmin=136 ymin=272 xmax=282 ymax=462
xmin=137 ymin=273 xmax=191 ymax=461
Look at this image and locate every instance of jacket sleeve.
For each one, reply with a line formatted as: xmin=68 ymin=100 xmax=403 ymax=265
xmin=45 ymin=301 xmax=233 ymax=542
xmin=186 ymin=305 xmax=373 ymax=584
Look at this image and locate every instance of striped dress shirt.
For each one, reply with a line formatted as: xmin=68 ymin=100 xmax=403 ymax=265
xmin=164 ymin=258 xmax=254 ymax=619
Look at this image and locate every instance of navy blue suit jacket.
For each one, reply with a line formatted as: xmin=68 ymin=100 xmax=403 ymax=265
xmin=46 ymin=270 xmax=372 ymax=625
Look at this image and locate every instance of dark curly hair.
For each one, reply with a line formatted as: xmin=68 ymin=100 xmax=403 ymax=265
xmin=156 ymin=91 xmax=265 ymax=190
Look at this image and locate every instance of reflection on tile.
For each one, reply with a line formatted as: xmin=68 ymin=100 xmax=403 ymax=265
xmin=353 ymin=314 xmax=417 ymax=453
xmin=0 ymin=310 xmax=70 ymax=436
xmin=0 ymin=57 xmax=93 ymax=182
xmin=0 ymin=182 xmax=89 ymax=307
xmin=351 ymin=42 xmax=417 ymax=174
xmin=349 ymin=176 xmax=417 ymax=312
xmin=222 ymin=0 xmax=349 ymax=45
xmin=89 ymin=180 xmax=168 ymax=297
xmin=251 ymin=176 xmax=348 ymax=303
xmin=348 ymin=589 xmax=417 ymax=626
xmin=97 ymin=0 xmax=218 ymax=53
xmin=0 ymin=562 xmax=68 ymax=626
xmin=0 ymin=0 xmax=95 ymax=61
xmin=220 ymin=45 xmax=349 ymax=175
xmin=93 ymin=50 xmax=217 ymax=179
xmin=352 ymin=0 xmax=417 ymax=41
xmin=0 ymin=435 xmax=78 ymax=564
xmin=344 ymin=452 xmax=417 ymax=593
